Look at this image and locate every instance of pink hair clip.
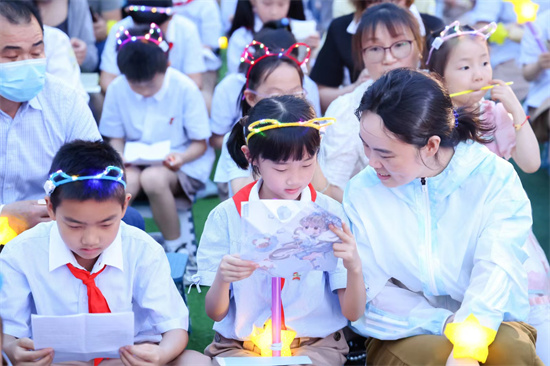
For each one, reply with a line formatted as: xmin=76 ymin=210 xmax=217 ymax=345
xmin=240 ymin=40 xmax=311 ymax=88
xmin=115 ymin=22 xmax=170 ymax=52
xmin=426 ymin=21 xmax=497 ymax=65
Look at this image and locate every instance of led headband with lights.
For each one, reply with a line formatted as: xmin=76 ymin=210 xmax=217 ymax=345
xmin=125 ymin=4 xmax=173 ymax=15
xmin=245 ymin=117 xmax=335 ymax=144
xmin=426 ymin=21 xmax=497 ymax=65
xmin=43 ymin=166 xmax=126 ymax=196
xmin=115 ymin=22 xmax=170 ymax=52
xmin=240 ymin=41 xmax=311 ymax=89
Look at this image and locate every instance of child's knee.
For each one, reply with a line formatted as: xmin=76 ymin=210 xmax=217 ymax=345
xmin=140 ymin=168 xmax=171 ymax=193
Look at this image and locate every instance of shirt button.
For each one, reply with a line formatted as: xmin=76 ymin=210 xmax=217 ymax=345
xmin=215 ymin=333 xmax=221 ymax=342
xmin=334 ymin=331 xmax=341 ymax=341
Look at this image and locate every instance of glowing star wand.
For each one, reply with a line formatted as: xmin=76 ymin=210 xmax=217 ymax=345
xmin=444 ymin=314 xmax=497 ymax=362
xmin=449 ymin=81 xmax=514 ymax=98
xmin=505 ymin=0 xmax=547 ymax=52
xmin=0 ymin=217 xmax=17 ymax=245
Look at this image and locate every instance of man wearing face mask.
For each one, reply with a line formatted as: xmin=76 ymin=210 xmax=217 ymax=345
xmin=0 ymin=1 xmax=101 ymax=236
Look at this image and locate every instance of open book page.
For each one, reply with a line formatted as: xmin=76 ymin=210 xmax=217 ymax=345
xmin=123 ymin=140 xmax=170 ymax=165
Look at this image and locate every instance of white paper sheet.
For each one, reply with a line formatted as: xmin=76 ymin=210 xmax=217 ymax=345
xmin=290 ymin=19 xmax=317 ymax=40
xmin=216 ymin=356 xmax=312 ymax=365
xmin=32 ymin=312 xmax=134 ymax=363
xmin=123 ymin=140 xmax=170 ymax=165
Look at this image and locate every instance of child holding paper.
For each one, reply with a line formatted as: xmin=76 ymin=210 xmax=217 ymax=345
xmin=197 ymin=95 xmax=366 ymax=364
xmin=99 ymin=24 xmax=214 ymax=253
xmin=0 ymin=140 xmax=210 ymax=366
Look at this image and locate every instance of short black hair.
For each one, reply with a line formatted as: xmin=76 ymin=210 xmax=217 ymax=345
xmin=48 ymin=140 xmax=126 ymax=212
xmin=127 ymin=0 xmax=172 ymax=25
xmin=117 ymin=25 xmax=168 ymax=83
xmin=0 ymin=0 xmax=43 ymax=32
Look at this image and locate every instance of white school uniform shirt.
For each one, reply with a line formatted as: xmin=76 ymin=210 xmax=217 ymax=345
xmin=210 ymin=72 xmax=322 ymax=137
xmin=99 ymin=67 xmax=214 ymax=183
xmin=519 ymin=10 xmax=550 ymax=109
xmin=0 ymin=221 xmax=188 ymax=342
xmin=43 ymin=26 xmax=88 ymax=103
xmin=344 ymin=141 xmax=532 ymax=339
xmin=226 ymin=15 xmax=262 ymax=74
xmin=100 ymin=15 xmax=206 ymax=77
xmin=319 ymin=80 xmax=372 ymax=191
xmin=197 ymin=180 xmax=349 ymax=340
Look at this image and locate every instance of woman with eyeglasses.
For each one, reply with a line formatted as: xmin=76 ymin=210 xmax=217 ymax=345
xmin=212 ymin=27 xmax=319 ymax=198
xmin=313 ymin=3 xmax=424 ymax=202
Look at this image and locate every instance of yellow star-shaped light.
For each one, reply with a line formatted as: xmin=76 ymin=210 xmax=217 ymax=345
xmin=218 ymin=36 xmax=228 ymax=50
xmin=0 ymin=217 xmax=17 ymax=245
xmin=504 ymin=0 xmax=539 ymax=23
xmin=249 ymin=319 xmax=297 ymax=357
xmin=488 ymin=23 xmax=509 ymax=45
xmin=444 ymin=314 xmax=497 ymax=363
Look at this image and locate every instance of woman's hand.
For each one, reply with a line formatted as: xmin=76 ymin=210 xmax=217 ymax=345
xmin=330 ymin=222 xmax=362 ymax=274
xmin=217 ymin=254 xmax=259 ymax=283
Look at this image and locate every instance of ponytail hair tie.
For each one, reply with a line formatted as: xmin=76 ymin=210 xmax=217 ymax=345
xmin=453 ymin=109 xmax=459 ymax=128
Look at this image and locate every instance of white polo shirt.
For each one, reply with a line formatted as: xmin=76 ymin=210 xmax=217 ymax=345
xmin=100 ymin=15 xmax=206 ymax=77
xmin=197 ymin=180 xmax=348 ymax=340
xmin=0 ymin=221 xmax=188 ymax=343
xmin=99 ymin=67 xmax=214 ymax=183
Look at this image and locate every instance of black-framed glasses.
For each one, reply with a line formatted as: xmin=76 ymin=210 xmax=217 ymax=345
xmin=363 ymin=40 xmax=414 ymax=63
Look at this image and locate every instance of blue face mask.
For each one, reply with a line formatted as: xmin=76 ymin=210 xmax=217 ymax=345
xmin=0 ymin=58 xmax=47 ymax=102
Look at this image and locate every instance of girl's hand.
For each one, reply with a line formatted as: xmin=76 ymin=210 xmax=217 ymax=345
xmin=6 ymin=337 xmax=54 ymax=365
xmin=352 ymin=69 xmax=371 ymax=91
xmin=217 ymin=254 xmax=259 ymax=283
xmin=119 ymin=344 xmax=163 ymax=366
xmin=330 ymin=222 xmax=362 ymax=274
xmin=537 ymin=52 xmax=550 ymax=70
xmin=445 ymin=350 xmax=480 ymax=366
xmin=489 ymin=79 xmax=524 ymax=118
xmin=163 ymin=153 xmax=184 ymax=171
xmin=305 ymin=32 xmax=321 ymax=50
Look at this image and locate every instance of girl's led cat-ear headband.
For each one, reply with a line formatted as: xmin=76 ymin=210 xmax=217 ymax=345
xmin=44 ymin=166 xmax=126 ymax=196
xmin=426 ymin=21 xmax=497 ymax=65
xmin=116 ymin=22 xmax=170 ymax=52
xmin=246 ymin=117 xmax=335 ymax=144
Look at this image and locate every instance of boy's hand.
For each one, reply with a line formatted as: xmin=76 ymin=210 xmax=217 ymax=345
xmin=6 ymin=337 xmax=54 ymax=365
xmin=489 ymin=79 xmax=524 ymax=118
xmin=163 ymin=153 xmax=184 ymax=171
xmin=217 ymin=254 xmax=259 ymax=283
xmin=119 ymin=344 xmax=164 ymax=366
xmin=330 ymin=222 xmax=362 ymax=274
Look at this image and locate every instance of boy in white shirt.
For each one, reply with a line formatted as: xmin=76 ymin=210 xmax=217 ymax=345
xmin=0 ymin=140 xmax=210 ymax=365
xmin=100 ymin=24 xmax=213 ymax=253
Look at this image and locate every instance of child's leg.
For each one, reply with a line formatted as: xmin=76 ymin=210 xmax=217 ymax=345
xmin=204 ymin=333 xmax=261 ymax=365
xmin=140 ymin=166 xmax=181 ymax=240
xmin=366 ymin=322 xmax=542 ymax=366
xmin=290 ymin=329 xmax=348 ymax=365
xmin=201 ymin=70 xmax=217 ymax=113
xmin=125 ymin=166 xmax=143 ymax=204
xmin=167 ymin=349 xmax=212 ymax=366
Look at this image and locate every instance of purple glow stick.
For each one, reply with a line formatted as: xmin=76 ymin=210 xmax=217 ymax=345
xmin=525 ymin=21 xmax=548 ymax=53
xmin=271 ymin=277 xmax=282 ymax=357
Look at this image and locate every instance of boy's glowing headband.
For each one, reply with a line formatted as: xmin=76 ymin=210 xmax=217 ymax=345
xmin=246 ymin=117 xmax=335 ymax=144
xmin=240 ymin=41 xmax=311 ymax=89
xmin=116 ymin=23 xmax=170 ymax=52
xmin=125 ymin=5 xmax=173 ymax=15
xmin=426 ymin=21 xmax=497 ymax=65
xmin=44 ymin=166 xmax=126 ymax=196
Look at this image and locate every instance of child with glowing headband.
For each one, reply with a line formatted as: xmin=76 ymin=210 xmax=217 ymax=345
xmin=425 ymin=20 xmax=548 ymax=364
xmin=0 ymin=140 xmax=211 ymax=365
xmin=100 ymin=23 xmax=213 ymax=254
xmin=198 ymin=95 xmax=366 ymax=363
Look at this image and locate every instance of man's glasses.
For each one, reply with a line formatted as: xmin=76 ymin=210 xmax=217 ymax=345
xmin=362 ymin=40 xmax=413 ymax=64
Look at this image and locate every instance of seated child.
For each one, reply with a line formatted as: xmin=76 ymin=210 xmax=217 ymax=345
xmin=0 ymin=140 xmax=210 ymax=366
xmin=198 ymin=95 xmax=366 ymax=365
xmin=99 ymin=24 xmax=214 ymax=253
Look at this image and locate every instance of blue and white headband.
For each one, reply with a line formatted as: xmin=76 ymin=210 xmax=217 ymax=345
xmin=43 ymin=166 xmax=126 ymax=196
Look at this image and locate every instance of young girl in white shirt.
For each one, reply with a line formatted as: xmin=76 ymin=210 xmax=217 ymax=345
xmin=198 ymin=95 xmax=366 ymax=364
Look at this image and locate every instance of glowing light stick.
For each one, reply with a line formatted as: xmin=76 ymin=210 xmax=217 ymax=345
xmin=272 ymin=277 xmax=282 ymax=357
xmin=444 ymin=314 xmax=497 ymax=362
xmin=0 ymin=217 xmax=17 ymax=245
xmin=505 ymin=0 xmax=547 ymax=52
xmin=449 ymin=81 xmax=514 ymax=98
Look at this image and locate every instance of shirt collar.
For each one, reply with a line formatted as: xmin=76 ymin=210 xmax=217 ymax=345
xmin=49 ymin=223 xmax=124 ymax=273
xmin=347 ymin=18 xmax=359 ymax=35
xmin=249 ymin=179 xmax=313 ymax=202
xmin=130 ymin=69 xmax=170 ymax=102
xmin=254 ymin=14 xmax=263 ymax=33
